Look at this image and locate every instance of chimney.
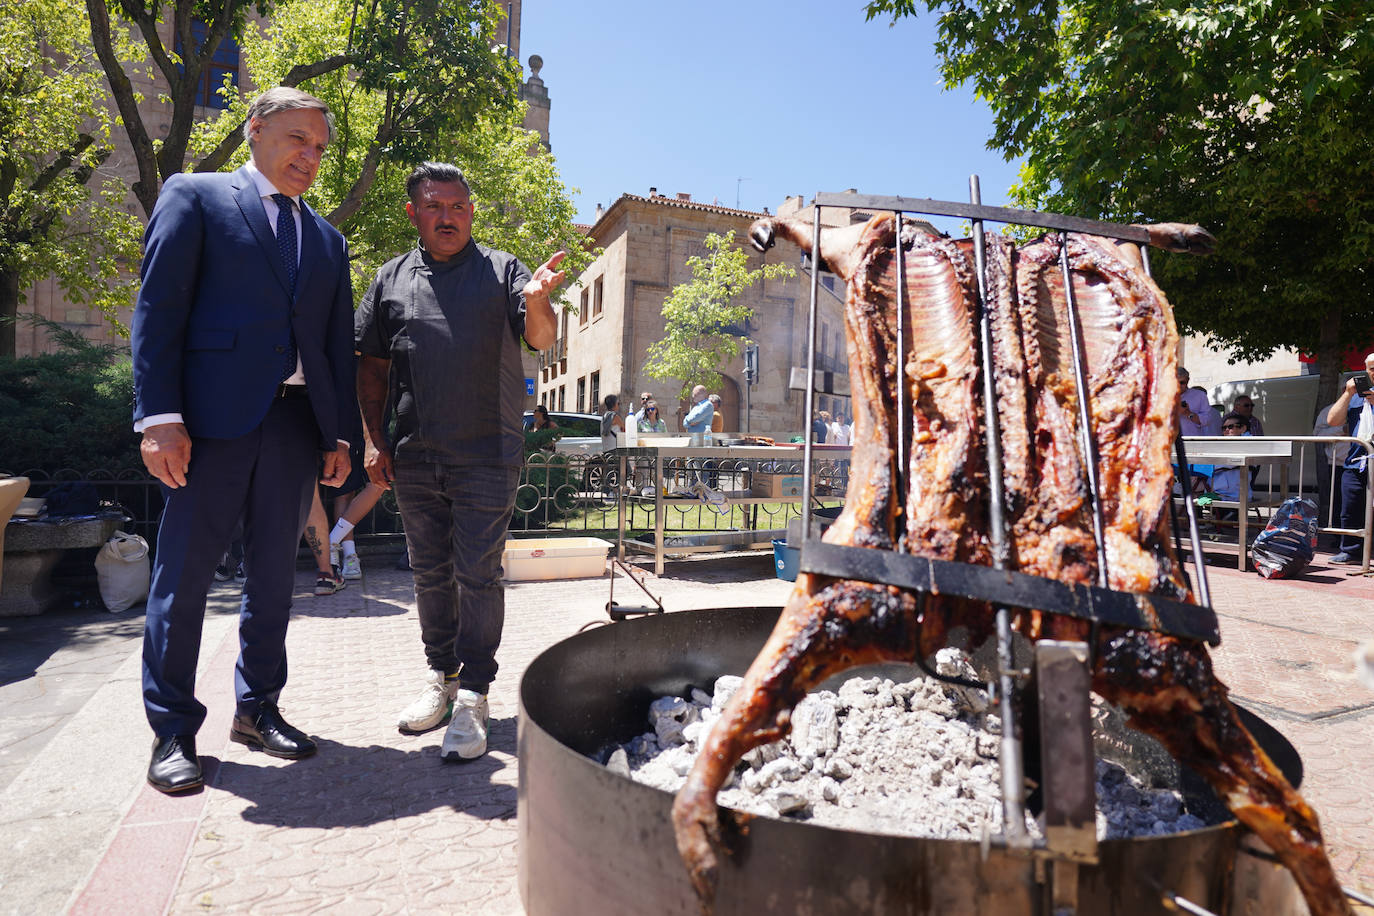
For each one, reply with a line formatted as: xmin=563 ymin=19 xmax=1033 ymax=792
xmin=594 ymin=203 xmax=604 ymax=221
xmin=648 ymin=187 xmax=658 ymax=197
xmin=676 ymin=192 xmax=691 ymax=201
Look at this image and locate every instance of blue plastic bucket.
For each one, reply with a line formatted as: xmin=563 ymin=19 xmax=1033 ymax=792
xmin=772 ymin=538 xmax=799 ymax=582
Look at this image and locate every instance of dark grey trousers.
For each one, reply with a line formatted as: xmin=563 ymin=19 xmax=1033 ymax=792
xmin=393 ymin=462 xmax=520 ymax=693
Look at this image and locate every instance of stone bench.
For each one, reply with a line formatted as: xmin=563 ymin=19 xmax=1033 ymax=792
xmin=1 ymin=514 xmax=123 ymax=616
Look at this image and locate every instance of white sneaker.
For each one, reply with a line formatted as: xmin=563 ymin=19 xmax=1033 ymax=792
xmin=440 ymin=690 xmax=489 ymax=762
xmin=340 ymin=554 xmax=362 ymax=580
xmin=397 ymin=670 xmax=457 ymax=733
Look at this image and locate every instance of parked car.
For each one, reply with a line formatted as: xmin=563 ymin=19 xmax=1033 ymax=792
xmin=522 ymin=410 xmax=603 ymax=452
xmin=522 ymin=411 xmax=619 ymax=491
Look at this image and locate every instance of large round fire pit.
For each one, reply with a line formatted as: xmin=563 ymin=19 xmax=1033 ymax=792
xmin=517 ymin=606 xmax=1305 ymax=915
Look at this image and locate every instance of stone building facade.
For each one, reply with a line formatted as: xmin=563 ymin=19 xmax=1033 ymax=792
xmin=535 ymin=191 xmax=881 ymax=438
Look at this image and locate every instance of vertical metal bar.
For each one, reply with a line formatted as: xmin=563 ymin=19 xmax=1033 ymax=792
xmin=969 ymin=179 xmax=1010 ymax=568
xmin=894 ymin=211 xmax=908 ymax=550
xmin=969 ymin=175 xmax=1027 ymax=847
xmin=1141 ymin=244 xmax=1212 ymax=606
xmin=1058 ymin=232 xmax=1110 ymax=589
xmin=801 ymin=203 xmax=822 ymax=542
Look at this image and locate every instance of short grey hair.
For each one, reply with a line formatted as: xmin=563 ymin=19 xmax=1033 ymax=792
xmin=243 ymin=87 xmax=336 ymax=144
xmin=406 ymin=162 xmax=472 ymax=201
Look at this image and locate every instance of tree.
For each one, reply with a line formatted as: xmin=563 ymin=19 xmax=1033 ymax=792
xmin=644 ymin=230 xmax=795 ymax=398
xmin=0 ymin=0 xmax=142 ymax=357
xmin=865 ymin=0 xmax=1374 ymax=403
xmin=87 ymin=0 xmax=522 ymax=221
xmin=180 ymin=0 xmax=593 ymax=295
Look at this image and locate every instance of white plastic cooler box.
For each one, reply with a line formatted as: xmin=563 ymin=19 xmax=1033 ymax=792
xmin=502 ymin=537 xmax=612 ymax=581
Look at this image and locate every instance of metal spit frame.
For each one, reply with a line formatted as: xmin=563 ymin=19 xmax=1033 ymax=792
xmin=796 ymin=182 xmax=1218 ymax=912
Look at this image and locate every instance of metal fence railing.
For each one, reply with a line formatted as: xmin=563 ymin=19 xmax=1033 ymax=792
xmin=4 ymin=452 xmax=675 ymax=555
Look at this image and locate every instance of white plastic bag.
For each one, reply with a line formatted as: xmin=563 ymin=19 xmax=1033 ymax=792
xmin=94 ymin=530 xmax=150 ymax=613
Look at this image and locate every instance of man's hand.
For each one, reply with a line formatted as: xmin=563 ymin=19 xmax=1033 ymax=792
xmin=320 ymin=444 xmax=351 ymax=487
xmin=524 ymin=250 xmax=568 ymax=303
xmin=141 ymin=423 xmax=192 ymax=488
xmin=364 ymin=441 xmax=396 ymax=491
xmin=521 ymin=250 xmax=567 ymax=352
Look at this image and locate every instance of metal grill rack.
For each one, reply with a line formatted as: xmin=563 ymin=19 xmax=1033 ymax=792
xmin=793 ymin=179 xmax=1219 ymax=913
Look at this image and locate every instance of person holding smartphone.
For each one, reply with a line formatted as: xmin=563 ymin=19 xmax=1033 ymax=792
xmin=1324 ymin=354 xmax=1374 ymax=563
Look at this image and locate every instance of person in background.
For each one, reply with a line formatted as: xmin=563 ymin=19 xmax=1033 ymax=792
xmin=708 ymin=394 xmax=725 ymax=434
xmin=637 ymin=400 xmax=666 ymax=432
xmin=1209 ymin=412 xmax=1253 ymax=505
xmin=531 ymin=404 xmax=558 ymax=431
xmin=829 ymin=412 xmax=851 ymax=446
xmin=302 ymin=488 xmax=345 ymax=595
xmin=328 ymin=476 xmax=387 ymax=581
xmin=682 ymin=385 xmax=714 ymax=433
xmin=811 ymin=410 xmax=829 ymax=443
xmin=1231 ymin=395 xmax=1265 ymax=435
xmin=1325 ymin=355 xmax=1374 ymax=564
xmin=600 ymin=394 xmax=625 ymax=452
xmin=632 ymin=391 xmax=653 ymax=428
xmin=1178 ymin=367 xmax=1222 ymax=436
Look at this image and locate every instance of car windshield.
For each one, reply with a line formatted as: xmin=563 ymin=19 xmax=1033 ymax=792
xmin=523 ymin=412 xmax=602 ymax=437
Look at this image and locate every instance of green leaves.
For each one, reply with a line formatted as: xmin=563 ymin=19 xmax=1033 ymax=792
xmin=864 ymin=0 xmax=1374 ymax=388
xmin=643 ymin=231 xmax=795 ymax=398
xmin=0 ymin=0 xmax=142 ymax=355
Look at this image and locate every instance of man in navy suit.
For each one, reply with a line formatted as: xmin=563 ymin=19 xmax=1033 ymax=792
xmin=131 ymin=87 xmax=358 ymax=793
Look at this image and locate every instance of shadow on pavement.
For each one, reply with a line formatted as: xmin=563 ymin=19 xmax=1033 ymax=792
xmin=210 ymin=717 xmax=518 ymax=829
xmin=0 ymin=606 xmax=145 ymax=687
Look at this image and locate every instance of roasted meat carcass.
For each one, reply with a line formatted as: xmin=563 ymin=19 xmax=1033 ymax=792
xmin=670 ymin=214 xmax=1350 ymax=916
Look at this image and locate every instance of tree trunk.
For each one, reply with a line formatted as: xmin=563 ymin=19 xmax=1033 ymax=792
xmin=1314 ymin=309 xmax=1344 ymax=411
xmin=0 ymin=269 xmax=19 ymax=358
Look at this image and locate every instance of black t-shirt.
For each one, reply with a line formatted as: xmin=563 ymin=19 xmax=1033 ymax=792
xmin=355 ymin=241 xmax=531 ymax=467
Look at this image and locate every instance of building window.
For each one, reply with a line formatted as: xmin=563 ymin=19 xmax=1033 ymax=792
xmin=178 ymin=21 xmax=241 ymax=110
xmin=589 ymin=371 xmax=600 ymax=413
xmin=579 ymin=288 xmax=589 ymax=326
xmin=558 ymin=386 xmax=565 ymax=411
xmin=577 ymin=376 xmax=586 ymax=413
xmin=592 ymin=277 xmax=603 ymax=317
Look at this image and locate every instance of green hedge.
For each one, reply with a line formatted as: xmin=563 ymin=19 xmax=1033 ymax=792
xmin=0 ymin=324 xmax=140 ymax=474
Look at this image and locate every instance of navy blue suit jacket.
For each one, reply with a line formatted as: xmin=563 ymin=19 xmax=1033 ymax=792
xmin=131 ymin=166 xmax=359 ymax=450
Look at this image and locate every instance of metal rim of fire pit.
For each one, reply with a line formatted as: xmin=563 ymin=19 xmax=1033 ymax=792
xmin=517 ymin=605 xmax=1306 ymax=916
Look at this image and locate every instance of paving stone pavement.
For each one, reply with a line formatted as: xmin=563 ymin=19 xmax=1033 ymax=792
xmin=1 ymin=547 xmax=1371 ymax=914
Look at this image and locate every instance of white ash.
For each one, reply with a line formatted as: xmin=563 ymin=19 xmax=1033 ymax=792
xmin=607 ymin=650 xmax=1210 ymax=841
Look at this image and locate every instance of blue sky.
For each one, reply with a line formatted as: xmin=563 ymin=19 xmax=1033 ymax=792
xmin=520 ymin=1 xmax=1023 ymax=236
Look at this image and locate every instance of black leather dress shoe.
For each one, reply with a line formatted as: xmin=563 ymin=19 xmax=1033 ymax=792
xmin=148 ymin=735 xmax=203 ymax=793
xmin=230 ymin=703 xmax=317 ymax=759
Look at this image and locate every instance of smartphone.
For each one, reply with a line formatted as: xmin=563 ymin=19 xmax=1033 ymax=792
xmin=1355 ymin=375 xmax=1372 ymax=395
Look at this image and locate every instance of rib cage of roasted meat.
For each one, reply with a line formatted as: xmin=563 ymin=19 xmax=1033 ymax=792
xmin=670 ymin=214 xmax=1350 ymax=916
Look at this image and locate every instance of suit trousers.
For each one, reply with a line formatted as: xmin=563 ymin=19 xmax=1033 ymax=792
xmin=393 ymin=462 xmax=520 ymax=694
xmin=142 ymin=397 xmax=318 ymax=736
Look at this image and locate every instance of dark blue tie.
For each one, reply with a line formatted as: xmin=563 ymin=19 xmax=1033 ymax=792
xmin=272 ymin=193 xmax=297 ymax=382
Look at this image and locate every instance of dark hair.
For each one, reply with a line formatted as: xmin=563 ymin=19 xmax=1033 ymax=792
xmin=1221 ymin=412 xmax=1248 ymax=428
xmin=244 ymin=87 xmax=336 ymax=144
xmin=603 ymin=394 xmax=618 ymax=411
xmin=533 ymin=404 xmax=549 ymax=418
xmin=406 ymin=161 xmax=471 ymax=201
